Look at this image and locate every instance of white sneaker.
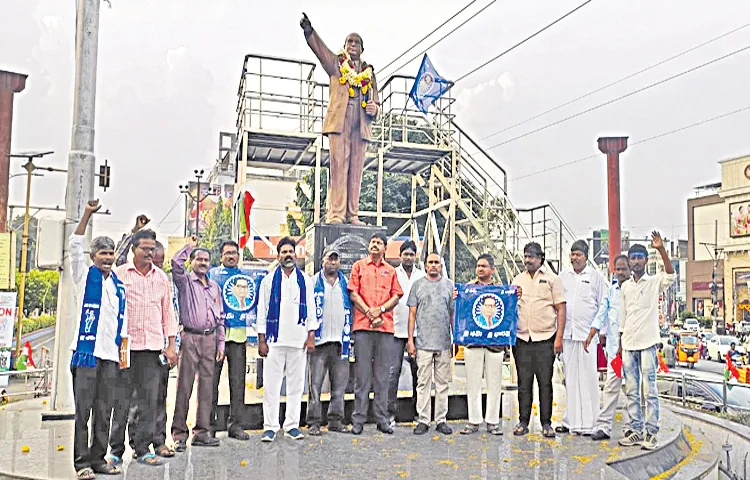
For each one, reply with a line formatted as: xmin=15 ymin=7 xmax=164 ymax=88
xmin=619 ymin=429 xmax=643 ymax=447
xmin=640 ymin=433 xmax=658 ymax=451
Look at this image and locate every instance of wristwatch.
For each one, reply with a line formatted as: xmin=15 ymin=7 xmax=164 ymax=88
xmin=380 ymin=305 xmax=386 ymax=313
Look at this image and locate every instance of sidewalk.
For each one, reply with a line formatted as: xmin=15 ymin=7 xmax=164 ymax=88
xmin=0 ymin=378 xmax=698 ymax=480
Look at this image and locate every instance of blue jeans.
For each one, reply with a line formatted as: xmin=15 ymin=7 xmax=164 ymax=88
xmin=623 ymin=346 xmax=659 ymax=435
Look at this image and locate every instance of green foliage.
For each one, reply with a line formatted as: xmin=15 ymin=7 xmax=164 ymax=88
xmin=199 ymin=202 xmax=233 ymax=267
xmin=15 ymin=270 xmax=59 ymax=314
xmin=286 ymin=213 xmax=301 ymax=236
xmin=11 ymin=215 xmax=38 ymax=271
xmin=16 ymin=314 xmax=56 ymax=336
xmin=243 ymin=247 xmax=255 ymax=261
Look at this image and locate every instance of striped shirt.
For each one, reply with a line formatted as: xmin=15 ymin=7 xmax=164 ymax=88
xmin=115 ymin=262 xmax=178 ymax=351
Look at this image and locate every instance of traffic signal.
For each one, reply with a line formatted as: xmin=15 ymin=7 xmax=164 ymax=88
xmin=98 ymin=161 xmax=110 ymax=190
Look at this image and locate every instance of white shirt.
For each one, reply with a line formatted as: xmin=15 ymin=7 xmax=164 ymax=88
xmin=314 ymin=272 xmax=347 ymax=346
xmin=393 ymin=265 xmax=426 ymax=338
xmin=68 ymin=234 xmax=128 ymax=363
xmin=560 ymin=265 xmax=607 ymax=342
xmin=619 ymin=271 xmax=675 ymax=351
xmin=592 ymin=282 xmax=622 ymax=358
xmin=256 ymin=267 xmax=318 ymax=348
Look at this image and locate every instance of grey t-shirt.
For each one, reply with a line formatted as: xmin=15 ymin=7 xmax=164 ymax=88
xmin=407 ymin=276 xmax=455 ymax=351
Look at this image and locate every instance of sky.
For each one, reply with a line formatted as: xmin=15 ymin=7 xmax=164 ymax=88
xmin=2 ymin=0 xmax=750 ymax=246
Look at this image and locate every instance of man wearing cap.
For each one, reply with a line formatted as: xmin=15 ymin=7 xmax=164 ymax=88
xmin=557 ymin=240 xmax=607 ymax=436
xmin=348 ymin=232 xmax=404 ymax=435
xmin=511 ymin=242 xmax=566 ymax=438
xmin=307 ymin=247 xmax=353 ymax=435
xmin=618 ymin=232 xmax=674 ymax=451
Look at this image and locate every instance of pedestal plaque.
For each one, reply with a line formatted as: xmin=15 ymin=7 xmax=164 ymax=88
xmin=304 ymin=224 xmax=386 ymax=277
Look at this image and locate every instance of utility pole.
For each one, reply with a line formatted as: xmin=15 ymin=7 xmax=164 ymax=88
xmin=179 ymin=184 xmax=189 ymax=237
xmin=50 ymin=0 xmax=101 ymax=415
xmin=700 ymin=219 xmax=723 ymax=335
xmin=194 ymin=169 xmax=204 ymax=237
xmin=7 ymin=151 xmax=63 ymax=359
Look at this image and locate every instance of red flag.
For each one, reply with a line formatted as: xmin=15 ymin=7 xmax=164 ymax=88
xmin=238 ymin=191 xmax=255 ymax=249
xmin=658 ymin=352 xmax=670 ymax=373
xmin=611 ymin=354 xmax=623 ymax=378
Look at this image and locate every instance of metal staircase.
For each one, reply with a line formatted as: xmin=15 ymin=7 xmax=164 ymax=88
xmin=234 ymin=55 xmax=587 ymax=282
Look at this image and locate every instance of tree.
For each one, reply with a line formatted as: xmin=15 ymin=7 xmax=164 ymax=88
xmin=286 ymin=213 xmax=301 ymax=236
xmin=16 ymin=269 xmax=59 ymax=315
xmin=11 ymin=215 xmax=38 ymax=271
xmin=199 ymin=202 xmax=233 ymax=266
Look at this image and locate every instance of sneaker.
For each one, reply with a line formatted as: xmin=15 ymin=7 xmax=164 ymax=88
xmin=261 ymin=430 xmax=275 ymax=442
xmin=413 ymin=423 xmax=429 ymax=435
xmin=619 ymin=429 xmax=643 ymax=447
xmin=640 ymin=433 xmax=658 ymax=451
xmin=285 ymin=428 xmax=305 ymax=440
xmin=436 ymin=422 xmax=453 ymax=435
xmin=388 ymin=414 xmax=396 ymax=429
xmin=591 ymin=430 xmax=611 ymax=441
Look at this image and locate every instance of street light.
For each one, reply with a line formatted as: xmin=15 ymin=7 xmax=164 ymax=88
xmin=7 ymin=151 xmax=66 ymax=360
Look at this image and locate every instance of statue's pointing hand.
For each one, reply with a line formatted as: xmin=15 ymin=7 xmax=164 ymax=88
xmin=300 ymin=12 xmax=312 ymax=35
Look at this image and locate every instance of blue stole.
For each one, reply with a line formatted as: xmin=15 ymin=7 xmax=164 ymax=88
xmin=71 ymin=266 xmax=126 ymax=368
xmin=265 ymin=267 xmax=307 ymax=343
xmin=313 ymin=271 xmax=352 ymax=359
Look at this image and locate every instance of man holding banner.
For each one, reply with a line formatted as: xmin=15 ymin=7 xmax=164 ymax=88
xmin=557 ymin=240 xmax=607 ymax=436
xmin=511 ymin=242 xmax=566 ymax=438
xmin=307 ymin=247 xmax=352 ymax=436
xmin=406 ymin=253 xmax=454 ymax=436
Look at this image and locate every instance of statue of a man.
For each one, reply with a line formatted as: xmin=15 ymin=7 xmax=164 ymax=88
xmin=301 ymin=13 xmax=379 ymax=225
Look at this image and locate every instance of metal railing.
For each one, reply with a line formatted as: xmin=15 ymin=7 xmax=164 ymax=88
xmin=0 ymin=367 xmax=52 ymax=402
xmin=657 ymin=371 xmax=750 ymax=413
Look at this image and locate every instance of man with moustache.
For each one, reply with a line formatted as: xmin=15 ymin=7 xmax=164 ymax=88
xmin=618 ymin=232 xmax=675 ymax=451
xmin=557 ymin=240 xmax=607 ymax=436
xmin=171 ymin=236 xmax=225 ymax=450
xmin=256 ymin=237 xmax=317 ymax=441
xmin=389 ymin=240 xmax=424 ymax=426
xmin=511 ymin=243 xmax=566 ymax=438
xmin=208 ymin=240 xmax=251 ymax=441
xmin=111 ymin=229 xmax=177 ymax=466
xmin=69 ymin=200 xmax=128 ymax=479
xmin=407 ymin=253 xmax=454 ymax=436
xmin=307 ymin=247 xmax=352 ymax=436
xmin=584 ymin=255 xmax=631 ymax=441
xmin=348 ymin=232 xmax=404 ymax=435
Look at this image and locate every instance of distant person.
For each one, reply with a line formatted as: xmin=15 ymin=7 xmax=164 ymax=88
xmin=662 ymin=342 xmax=676 ymax=369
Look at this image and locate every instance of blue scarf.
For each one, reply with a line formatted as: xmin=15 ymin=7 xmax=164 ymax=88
xmin=314 ymin=271 xmax=352 ymax=359
xmin=71 ymin=266 xmax=126 ymax=368
xmin=265 ymin=266 xmax=307 ymax=343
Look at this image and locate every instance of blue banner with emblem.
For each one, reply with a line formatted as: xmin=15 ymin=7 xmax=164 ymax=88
xmin=453 ymin=284 xmax=518 ymax=347
xmin=208 ymin=267 xmax=267 ymax=329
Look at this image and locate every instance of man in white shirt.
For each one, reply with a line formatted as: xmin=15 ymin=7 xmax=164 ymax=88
xmin=557 ymin=240 xmax=607 ymax=436
xmin=69 ymin=200 xmax=128 ymax=478
xmin=585 ymin=254 xmax=631 ymax=440
xmin=307 ymin=248 xmax=352 ymax=436
xmin=618 ymin=232 xmax=675 ymax=451
xmin=256 ymin=237 xmax=318 ymax=442
xmin=388 ymin=241 xmax=425 ymax=426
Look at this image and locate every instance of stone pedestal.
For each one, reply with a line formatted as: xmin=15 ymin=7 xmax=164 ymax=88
xmin=304 ymin=223 xmax=386 ymax=277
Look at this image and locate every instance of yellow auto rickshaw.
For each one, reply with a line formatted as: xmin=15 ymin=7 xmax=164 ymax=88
xmin=677 ymin=331 xmax=700 ymax=368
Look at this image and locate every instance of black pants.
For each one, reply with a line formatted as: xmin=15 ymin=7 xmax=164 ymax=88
xmin=211 ymin=341 xmax=246 ymax=433
xmin=512 ymin=336 xmax=555 ymax=427
xmin=109 ymin=350 xmax=162 ymax=457
xmin=72 ymin=360 xmax=118 ymax=472
xmin=307 ymin=342 xmax=350 ymax=426
xmin=108 ymin=367 xmax=134 ymax=458
xmin=153 ymin=364 xmax=170 ymax=446
xmin=352 ymin=331 xmax=392 ymax=426
xmin=387 ymin=337 xmax=418 ymax=418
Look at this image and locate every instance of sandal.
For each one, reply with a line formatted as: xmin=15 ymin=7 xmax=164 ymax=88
xmin=106 ymin=455 xmax=122 ymax=467
xmin=155 ymin=444 xmax=175 ymax=458
xmin=513 ymin=423 xmax=529 ymax=436
xmin=543 ymin=424 xmax=556 ymax=438
xmin=487 ymin=423 xmax=503 ymax=436
xmin=76 ymin=468 xmax=95 ymax=480
xmin=135 ymin=453 xmax=163 ymax=466
xmin=459 ymin=424 xmax=480 ymax=435
xmin=92 ymin=463 xmax=121 ymax=475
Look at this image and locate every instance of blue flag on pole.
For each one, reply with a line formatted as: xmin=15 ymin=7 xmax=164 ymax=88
xmin=453 ymin=284 xmax=518 ymax=347
xmin=409 ymin=54 xmax=451 ymax=114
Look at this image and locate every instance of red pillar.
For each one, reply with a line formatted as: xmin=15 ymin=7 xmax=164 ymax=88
xmin=0 ymin=70 xmax=28 ymax=233
xmin=597 ymin=136 xmax=628 ymax=275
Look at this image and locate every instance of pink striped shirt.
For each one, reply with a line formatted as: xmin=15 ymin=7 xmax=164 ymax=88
xmin=115 ymin=262 xmax=178 ymax=351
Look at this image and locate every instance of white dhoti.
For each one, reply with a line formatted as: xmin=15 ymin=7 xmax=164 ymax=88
xmin=562 ymin=339 xmax=599 ymax=434
xmin=262 ymin=345 xmax=307 ymax=433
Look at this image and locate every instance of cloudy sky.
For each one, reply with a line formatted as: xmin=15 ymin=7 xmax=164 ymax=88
xmin=3 ymin=0 xmax=750 ymax=245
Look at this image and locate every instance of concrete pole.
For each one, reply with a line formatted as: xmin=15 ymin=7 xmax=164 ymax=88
xmin=0 ymin=71 xmax=28 ymax=232
xmin=597 ymin=137 xmax=628 ymax=276
xmin=49 ymin=0 xmax=101 ymax=415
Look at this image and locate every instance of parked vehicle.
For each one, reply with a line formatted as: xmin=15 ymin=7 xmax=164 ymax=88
xmin=659 ymin=375 xmax=750 ymax=414
xmin=683 ymin=318 xmax=700 ymax=333
xmin=706 ymin=335 xmax=741 ymax=362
